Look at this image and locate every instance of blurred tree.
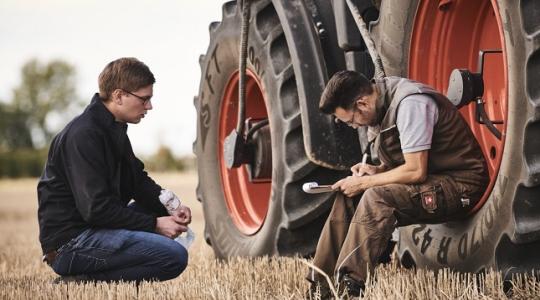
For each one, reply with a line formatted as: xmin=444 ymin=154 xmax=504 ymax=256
xmin=0 ymin=102 xmax=33 ymax=150
xmin=10 ymin=58 xmax=79 ymax=148
xmin=0 ymin=58 xmax=80 ymax=177
xmin=146 ymin=145 xmax=186 ymax=172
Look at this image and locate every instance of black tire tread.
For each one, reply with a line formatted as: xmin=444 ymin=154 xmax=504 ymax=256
xmin=222 ymin=1 xmax=237 ymax=18
xmin=370 ymin=0 xmax=418 ymax=77
xmin=512 ymin=0 xmax=540 ymax=244
xmin=376 ymin=0 xmax=540 ymax=273
xmin=195 ymin=0 xmax=339 ymax=257
xmin=209 ymin=21 xmax=220 ymax=34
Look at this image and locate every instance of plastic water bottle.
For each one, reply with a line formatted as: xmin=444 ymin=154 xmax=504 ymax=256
xmin=159 ymin=189 xmax=180 ymax=213
xmin=175 ymin=227 xmax=195 ymax=249
xmin=158 ymin=189 xmax=196 ymax=249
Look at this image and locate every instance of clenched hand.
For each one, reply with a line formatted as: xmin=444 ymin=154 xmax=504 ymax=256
xmin=155 ymin=216 xmax=188 ymax=239
xmin=332 ymin=175 xmax=372 ymax=198
xmin=172 ymin=204 xmax=192 ymax=225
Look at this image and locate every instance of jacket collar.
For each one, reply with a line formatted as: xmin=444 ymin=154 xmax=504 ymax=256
xmin=87 ymin=93 xmax=128 ymax=132
xmin=86 ymin=93 xmax=128 ymax=156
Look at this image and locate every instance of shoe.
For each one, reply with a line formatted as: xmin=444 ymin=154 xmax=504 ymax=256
xmin=340 ymin=274 xmax=365 ymax=298
xmin=52 ymin=274 xmax=91 ymax=284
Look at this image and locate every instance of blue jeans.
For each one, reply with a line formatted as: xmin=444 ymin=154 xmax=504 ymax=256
xmin=50 ymin=208 xmax=188 ymax=282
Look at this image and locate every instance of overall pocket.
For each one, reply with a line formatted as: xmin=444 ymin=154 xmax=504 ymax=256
xmin=418 ymin=184 xmax=444 ymax=215
xmin=51 ymin=230 xmax=91 ymax=275
xmin=415 ymin=176 xmax=463 ymax=219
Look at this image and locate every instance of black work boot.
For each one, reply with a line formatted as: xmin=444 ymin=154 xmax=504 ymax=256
xmin=340 ymin=274 xmax=365 ymax=298
xmin=378 ymin=240 xmax=396 ymax=265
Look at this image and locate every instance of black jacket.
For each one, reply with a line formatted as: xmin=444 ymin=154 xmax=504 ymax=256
xmin=37 ymin=94 xmax=167 ymax=254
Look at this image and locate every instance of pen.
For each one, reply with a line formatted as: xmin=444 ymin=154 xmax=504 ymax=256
xmin=356 ymin=153 xmax=368 ymax=177
xmin=361 ymin=153 xmax=368 ymax=165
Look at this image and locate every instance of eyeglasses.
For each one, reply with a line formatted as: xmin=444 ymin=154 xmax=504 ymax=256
xmin=335 ymin=106 xmax=358 ymax=126
xmin=122 ymin=89 xmax=152 ymax=105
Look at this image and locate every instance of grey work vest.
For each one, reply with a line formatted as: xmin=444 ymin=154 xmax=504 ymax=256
xmin=373 ymin=77 xmax=488 ymax=187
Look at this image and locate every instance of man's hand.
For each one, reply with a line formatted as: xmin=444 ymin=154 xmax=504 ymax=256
xmin=171 ymin=205 xmax=192 ymax=225
xmin=351 ymin=162 xmax=378 ymax=177
xmin=332 ymin=175 xmax=372 ymax=198
xmin=155 ymin=216 xmax=188 ymax=239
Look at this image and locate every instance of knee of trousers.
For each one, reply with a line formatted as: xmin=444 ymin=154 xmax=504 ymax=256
xmin=357 ymin=187 xmax=395 ymax=220
xmin=159 ymin=241 xmax=189 ymax=279
xmin=327 ymin=193 xmax=349 ymax=218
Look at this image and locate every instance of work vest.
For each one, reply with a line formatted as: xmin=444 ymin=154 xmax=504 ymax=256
xmin=373 ymin=77 xmax=488 ymax=187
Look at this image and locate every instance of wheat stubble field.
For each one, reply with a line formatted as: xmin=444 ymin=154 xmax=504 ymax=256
xmin=1 ymin=171 xmax=539 ymax=299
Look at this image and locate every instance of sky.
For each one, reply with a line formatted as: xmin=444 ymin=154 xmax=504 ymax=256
xmin=0 ymin=0 xmax=225 ymax=157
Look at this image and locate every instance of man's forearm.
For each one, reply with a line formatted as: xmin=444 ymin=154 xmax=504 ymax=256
xmin=366 ymin=164 xmax=426 ymax=187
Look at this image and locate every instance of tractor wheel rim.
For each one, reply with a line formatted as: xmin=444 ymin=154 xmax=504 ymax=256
xmin=409 ymin=0 xmax=508 ymax=212
xmin=218 ymin=70 xmax=271 ymax=235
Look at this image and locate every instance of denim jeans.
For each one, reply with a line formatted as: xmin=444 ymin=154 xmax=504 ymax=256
xmin=50 ymin=205 xmax=188 ymax=282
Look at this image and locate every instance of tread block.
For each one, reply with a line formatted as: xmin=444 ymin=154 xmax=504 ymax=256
xmin=277 ymin=213 xmax=328 ymax=256
xmin=222 ymin=1 xmax=237 ymax=18
xmin=284 ymin=127 xmax=307 ymax=171
xmin=199 ymin=55 xmax=205 ymax=68
xmin=209 ymin=21 xmax=220 ymax=33
xmin=524 ymin=121 xmax=540 ymax=186
xmin=255 ymin=3 xmax=280 ymax=42
xmin=526 ymin=49 xmax=540 ymax=106
xmin=496 ymin=234 xmax=540 ymax=273
xmin=269 ymin=34 xmax=291 ymax=75
xmin=513 ymin=184 xmax=540 ymax=242
xmin=279 ymin=76 xmax=300 ymax=120
xmin=520 ymin=0 xmax=540 ymax=37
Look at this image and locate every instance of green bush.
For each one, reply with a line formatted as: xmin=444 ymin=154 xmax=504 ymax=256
xmin=144 ymin=145 xmax=194 ymax=172
xmin=0 ymin=148 xmax=47 ymax=178
xmin=0 ymin=145 xmax=196 ymax=178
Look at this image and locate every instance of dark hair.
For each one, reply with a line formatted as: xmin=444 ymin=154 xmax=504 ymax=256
xmin=319 ymin=70 xmax=373 ymax=114
xmin=98 ymin=57 xmax=155 ymax=100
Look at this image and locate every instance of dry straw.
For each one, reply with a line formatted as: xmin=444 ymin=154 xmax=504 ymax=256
xmin=1 ymin=175 xmax=539 ymax=299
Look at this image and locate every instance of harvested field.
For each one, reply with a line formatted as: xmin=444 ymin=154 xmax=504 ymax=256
xmin=1 ymin=172 xmax=538 ymax=299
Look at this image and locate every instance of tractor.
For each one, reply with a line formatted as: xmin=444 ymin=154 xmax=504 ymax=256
xmin=194 ymin=0 xmax=540 ymax=277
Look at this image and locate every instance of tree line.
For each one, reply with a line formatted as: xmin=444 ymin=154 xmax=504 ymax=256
xmin=0 ymin=58 xmax=191 ymax=178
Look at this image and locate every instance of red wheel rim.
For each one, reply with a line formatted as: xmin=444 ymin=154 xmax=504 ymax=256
xmin=218 ymin=70 xmax=271 ymax=235
xmin=409 ymin=0 xmax=507 ymax=212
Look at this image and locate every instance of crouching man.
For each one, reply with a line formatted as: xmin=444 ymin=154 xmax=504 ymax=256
xmin=307 ymin=70 xmax=488 ymax=297
xmin=38 ymin=58 xmax=191 ymax=283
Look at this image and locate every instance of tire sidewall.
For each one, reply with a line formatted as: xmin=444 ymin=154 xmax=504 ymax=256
xmin=196 ymin=4 xmax=285 ymax=257
xmin=390 ymin=0 xmax=529 ymax=271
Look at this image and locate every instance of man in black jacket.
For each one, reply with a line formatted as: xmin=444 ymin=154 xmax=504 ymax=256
xmin=38 ymin=57 xmax=191 ymax=283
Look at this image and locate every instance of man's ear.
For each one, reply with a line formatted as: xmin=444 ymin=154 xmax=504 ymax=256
xmin=111 ymin=89 xmax=123 ymax=105
xmin=356 ymin=97 xmax=367 ymax=108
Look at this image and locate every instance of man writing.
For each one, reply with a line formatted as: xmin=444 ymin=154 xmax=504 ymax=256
xmin=308 ymin=70 xmax=488 ymax=296
xmin=38 ymin=57 xmax=191 ymax=283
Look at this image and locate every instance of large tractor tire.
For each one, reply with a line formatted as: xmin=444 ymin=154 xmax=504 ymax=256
xmin=194 ymin=0 xmax=344 ymax=258
xmin=371 ymin=0 xmax=540 ymax=274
